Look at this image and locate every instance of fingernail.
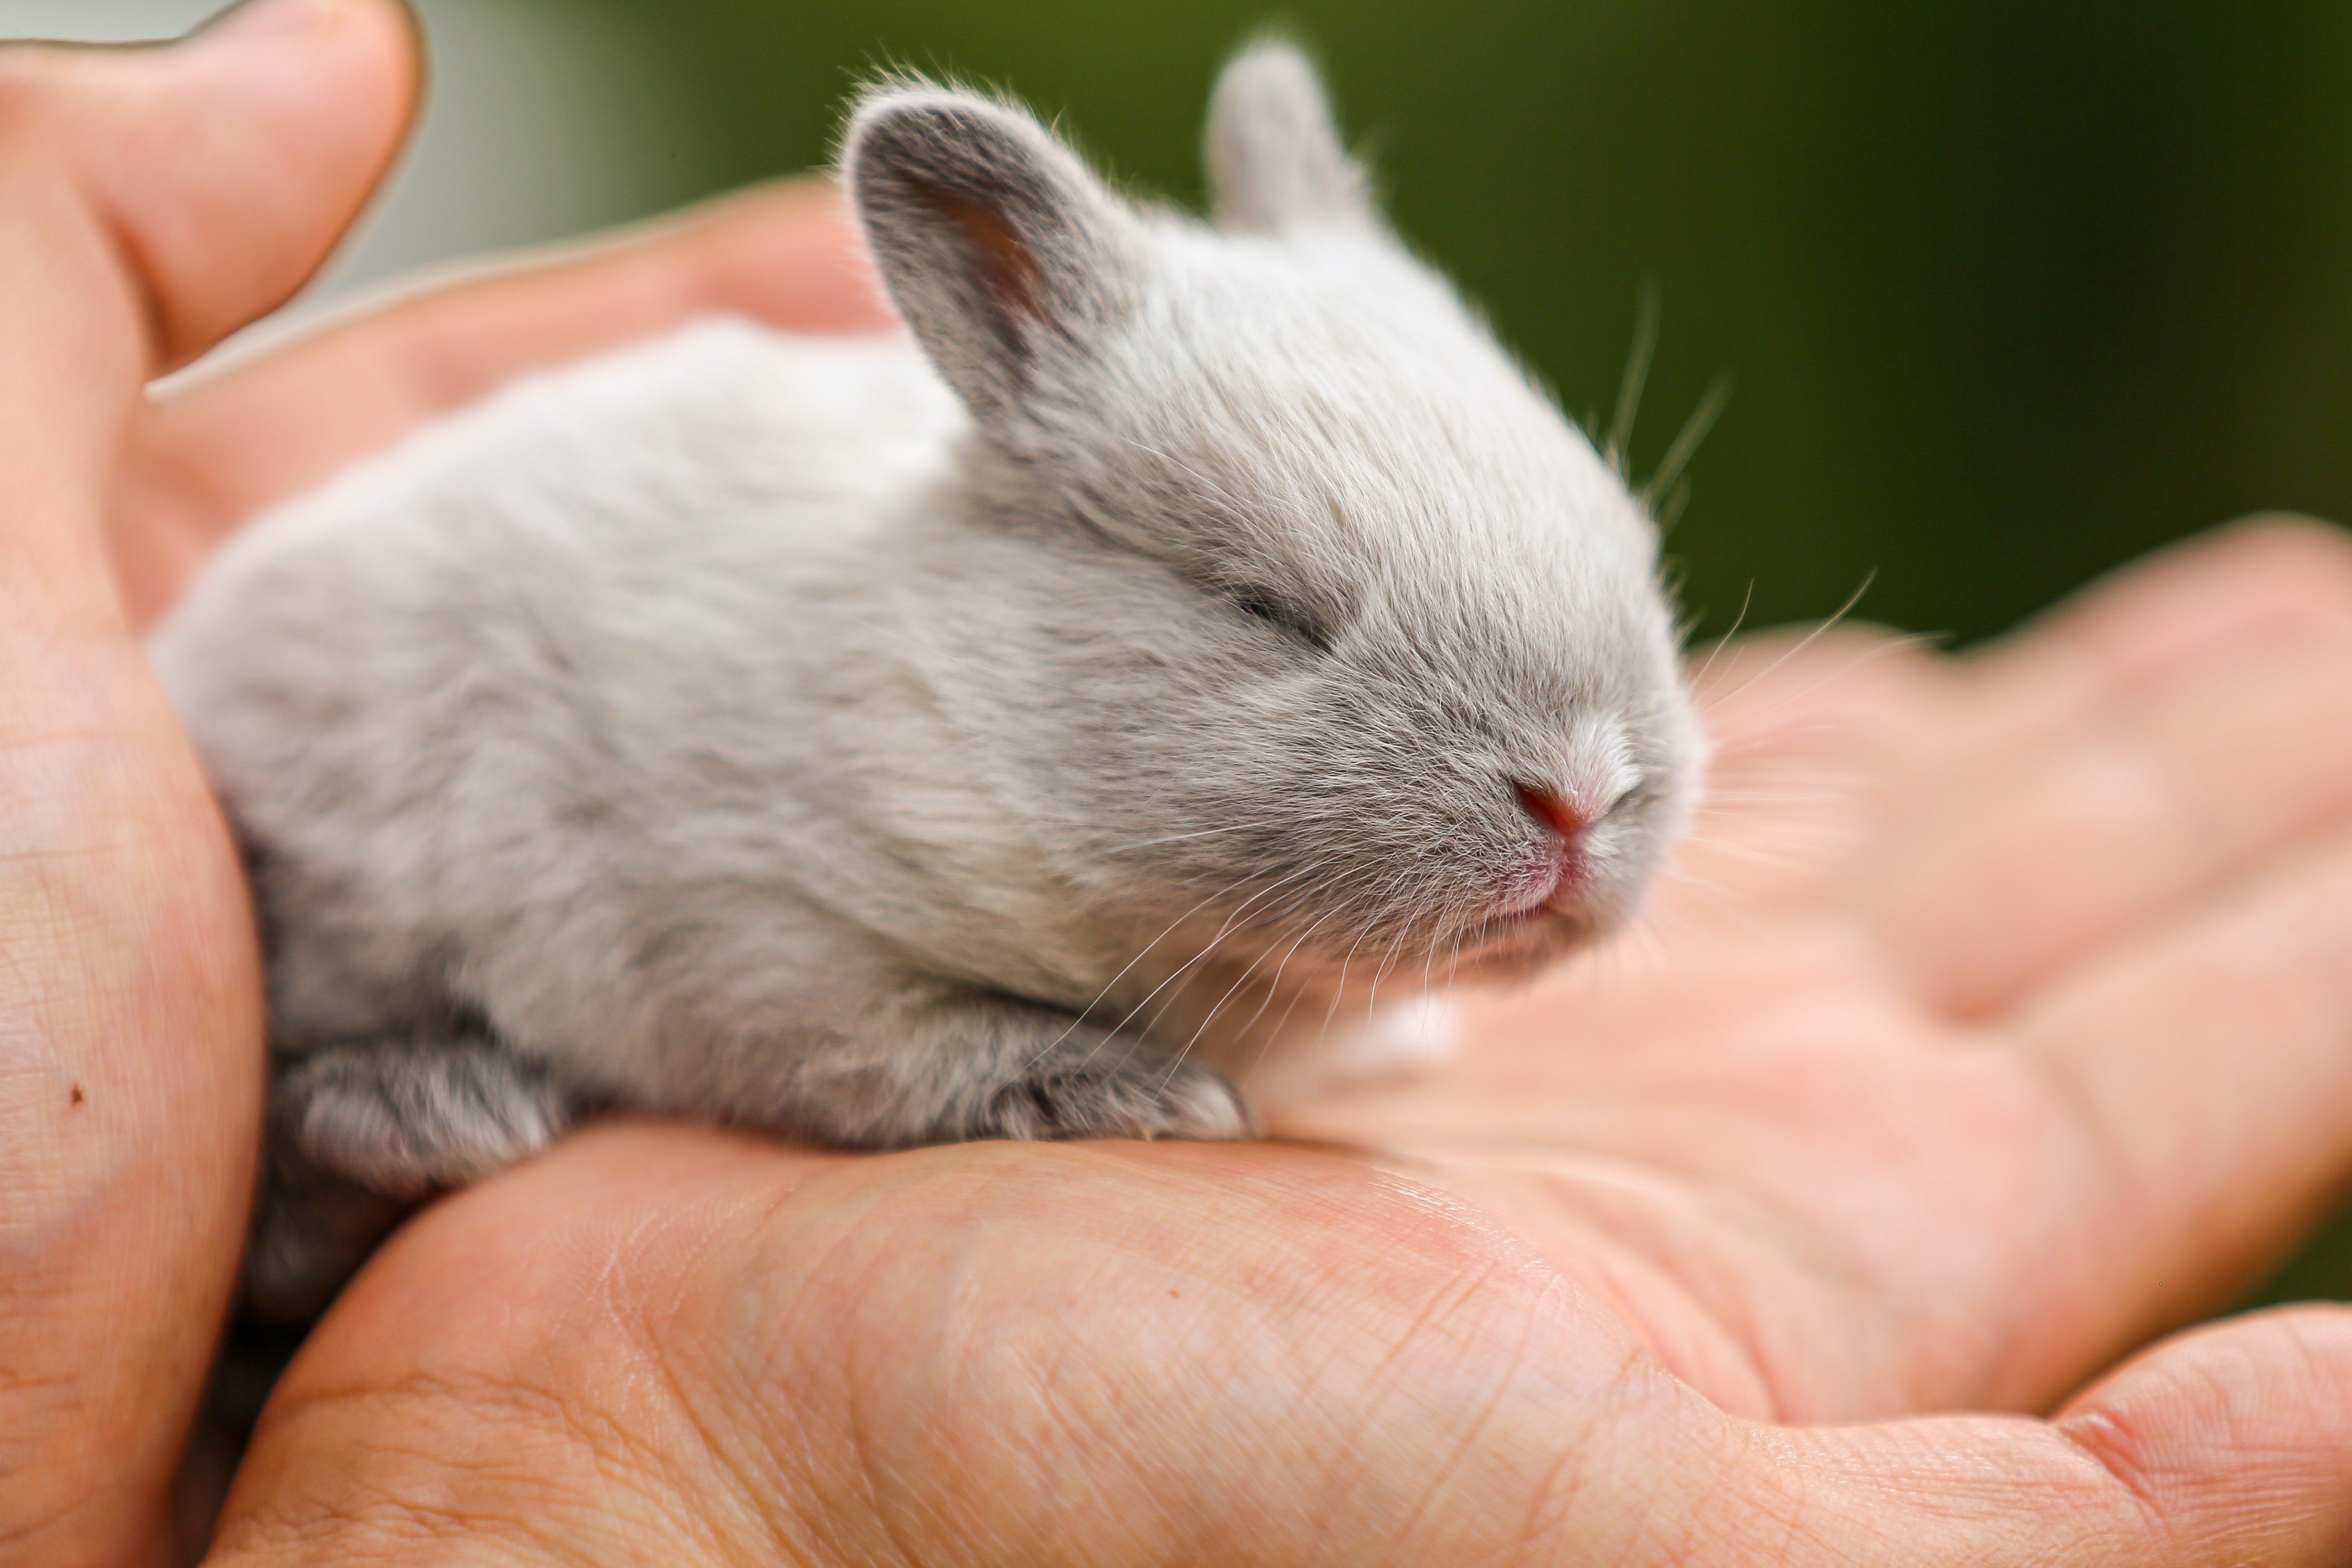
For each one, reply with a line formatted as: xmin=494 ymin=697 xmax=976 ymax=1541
xmin=206 ymin=0 xmax=345 ymax=44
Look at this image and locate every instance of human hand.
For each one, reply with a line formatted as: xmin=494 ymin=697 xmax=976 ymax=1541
xmin=0 ymin=4 xmax=411 ymax=1561
xmin=17 ymin=4 xmax=2352 ymax=1561
xmin=0 ymin=3 xmax=884 ymax=1561
xmin=197 ymin=520 xmax=2352 ymax=1564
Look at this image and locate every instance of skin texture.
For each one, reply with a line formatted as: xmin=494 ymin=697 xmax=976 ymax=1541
xmin=6 ymin=2 xmax=2352 ymax=1562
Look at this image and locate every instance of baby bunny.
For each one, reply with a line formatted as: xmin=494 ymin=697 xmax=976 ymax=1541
xmin=151 ymin=43 xmax=1703 ymax=1319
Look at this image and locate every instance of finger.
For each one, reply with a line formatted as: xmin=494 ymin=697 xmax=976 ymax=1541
xmin=115 ymin=179 xmax=891 ymax=626
xmin=1870 ymin=519 xmax=2352 ymax=1016
xmin=1764 ymin=1307 xmax=2352 ymax=1564
xmin=62 ymin=0 xmax=423 ymax=371
xmin=1883 ymin=516 xmax=2352 ymax=770
xmin=1986 ymin=515 xmax=2352 ymax=699
xmin=1994 ymin=819 xmax=2352 ymax=1363
xmin=1 ymin=0 xmax=416 ymax=637
xmin=0 ymin=4 xmax=415 ymax=1560
xmin=2046 ymin=1307 xmax=2352 ymax=1563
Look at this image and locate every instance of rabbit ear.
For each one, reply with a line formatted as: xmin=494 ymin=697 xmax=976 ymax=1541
xmin=845 ymin=85 xmax=1145 ymax=421
xmin=1206 ymin=42 xmax=1376 ymax=236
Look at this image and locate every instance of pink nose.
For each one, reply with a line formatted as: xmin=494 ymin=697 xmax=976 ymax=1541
xmin=1512 ymin=785 xmax=1593 ymax=909
xmin=1514 ymin=784 xmax=1591 ymax=842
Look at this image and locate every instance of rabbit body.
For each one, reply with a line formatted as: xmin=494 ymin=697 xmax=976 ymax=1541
xmin=151 ymin=47 xmax=1703 ymax=1318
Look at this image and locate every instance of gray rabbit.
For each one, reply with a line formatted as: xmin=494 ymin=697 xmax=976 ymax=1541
xmin=150 ymin=43 xmax=1704 ymax=1319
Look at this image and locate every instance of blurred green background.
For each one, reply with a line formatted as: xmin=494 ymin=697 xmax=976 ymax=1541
xmin=16 ymin=0 xmax=2352 ymax=1302
xmin=608 ymin=0 xmax=2352 ymax=648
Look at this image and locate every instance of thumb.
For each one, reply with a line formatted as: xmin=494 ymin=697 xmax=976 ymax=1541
xmin=42 ymin=0 xmax=421 ymax=371
xmin=2046 ymin=1305 xmax=2352 ymax=1562
xmin=1756 ymin=1306 xmax=2352 ymax=1564
xmin=0 ymin=0 xmax=418 ymax=568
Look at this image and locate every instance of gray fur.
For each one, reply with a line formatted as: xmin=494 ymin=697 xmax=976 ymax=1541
xmin=149 ymin=42 xmax=1703 ymax=1320
xmin=1206 ymin=39 xmax=1375 ymax=235
xmin=846 ymin=86 xmax=1147 ymax=420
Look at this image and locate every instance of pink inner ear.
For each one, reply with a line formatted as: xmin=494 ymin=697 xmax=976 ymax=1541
xmin=923 ymin=185 xmax=1046 ymax=327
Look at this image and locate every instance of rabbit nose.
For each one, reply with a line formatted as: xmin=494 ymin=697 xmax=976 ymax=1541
xmin=1514 ymin=783 xmax=1591 ymax=842
xmin=1514 ymin=784 xmax=1592 ymax=903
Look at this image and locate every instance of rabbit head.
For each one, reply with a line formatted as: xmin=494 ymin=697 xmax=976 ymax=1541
xmin=843 ymin=43 xmax=1703 ymax=997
